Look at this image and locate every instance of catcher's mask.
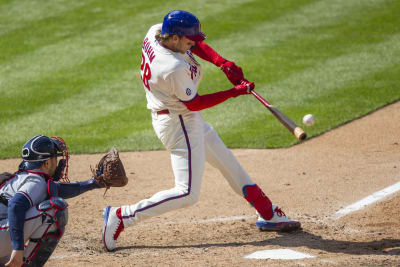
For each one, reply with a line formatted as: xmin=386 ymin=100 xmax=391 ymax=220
xmin=19 ymin=135 xmax=70 ymax=182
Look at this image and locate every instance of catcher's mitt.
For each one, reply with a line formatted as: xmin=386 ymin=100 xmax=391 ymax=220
xmin=91 ymin=148 xmax=128 ymax=194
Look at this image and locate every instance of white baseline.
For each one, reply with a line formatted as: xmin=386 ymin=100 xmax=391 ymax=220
xmin=335 ymin=181 xmax=400 ymax=218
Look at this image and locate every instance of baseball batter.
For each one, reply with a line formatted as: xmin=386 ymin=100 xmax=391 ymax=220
xmin=0 ymin=135 xmax=103 ymax=266
xmin=102 ymin=10 xmax=300 ymax=251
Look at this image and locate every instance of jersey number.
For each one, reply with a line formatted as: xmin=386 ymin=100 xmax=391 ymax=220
xmin=141 ymin=53 xmax=151 ymax=90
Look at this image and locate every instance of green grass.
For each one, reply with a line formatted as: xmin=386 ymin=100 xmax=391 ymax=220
xmin=1 ymin=0 xmax=399 ymax=158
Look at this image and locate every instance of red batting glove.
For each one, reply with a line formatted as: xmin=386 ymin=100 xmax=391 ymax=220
xmin=240 ymin=79 xmax=255 ymax=91
xmin=221 ymin=61 xmax=244 ymax=85
xmin=232 ymin=82 xmax=254 ymax=97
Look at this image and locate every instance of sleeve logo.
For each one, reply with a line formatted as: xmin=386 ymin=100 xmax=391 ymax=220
xmin=186 ymin=88 xmax=192 ymax=96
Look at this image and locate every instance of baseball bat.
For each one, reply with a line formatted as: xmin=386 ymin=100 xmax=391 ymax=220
xmin=251 ymin=90 xmax=307 ymax=141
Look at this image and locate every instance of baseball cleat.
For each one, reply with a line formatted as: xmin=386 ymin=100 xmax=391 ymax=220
xmin=102 ymin=206 xmax=124 ymax=251
xmin=256 ymin=205 xmax=301 ymax=232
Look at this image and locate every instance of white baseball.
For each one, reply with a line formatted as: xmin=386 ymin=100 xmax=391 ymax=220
xmin=303 ymin=114 xmax=315 ymax=126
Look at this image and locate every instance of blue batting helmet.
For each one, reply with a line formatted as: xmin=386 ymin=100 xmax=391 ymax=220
xmin=161 ymin=10 xmax=205 ymax=42
xmin=19 ymin=135 xmax=66 ymax=171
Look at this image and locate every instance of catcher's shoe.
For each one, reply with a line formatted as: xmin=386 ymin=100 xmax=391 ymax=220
xmin=102 ymin=206 xmax=124 ymax=251
xmin=256 ymin=205 xmax=301 ymax=232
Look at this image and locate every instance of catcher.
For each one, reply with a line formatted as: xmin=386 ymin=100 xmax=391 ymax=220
xmin=0 ymin=135 xmax=127 ymax=267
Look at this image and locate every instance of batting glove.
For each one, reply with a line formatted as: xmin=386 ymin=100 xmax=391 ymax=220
xmin=240 ymin=79 xmax=255 ymax=92
xmin=232 ymin=82 xmax=254 ymax=97
xmin=221 ymin=61 xmax=244 ymax=85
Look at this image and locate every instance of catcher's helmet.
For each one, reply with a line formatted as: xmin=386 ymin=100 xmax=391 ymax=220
xmin=161 ymin=10 xmax=205 ymax=42
xmin=19 ymin=135 xmax=66 ymax=171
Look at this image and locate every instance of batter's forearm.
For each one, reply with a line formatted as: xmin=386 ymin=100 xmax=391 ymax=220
xmin=183 ymin=89 xmax=239 ymax=111
xmin=191 ymin=41 xmax=227 ymax=67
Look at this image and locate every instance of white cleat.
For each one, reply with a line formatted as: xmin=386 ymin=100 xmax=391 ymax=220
xmin=256 ymin=205 xmax=301 ymax=232
xmin=102 ymin=206 xmax=124 ymax=251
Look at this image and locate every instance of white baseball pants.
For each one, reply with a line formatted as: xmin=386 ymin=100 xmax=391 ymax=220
xmin=121 ymin=111 xmax=254 ymax=226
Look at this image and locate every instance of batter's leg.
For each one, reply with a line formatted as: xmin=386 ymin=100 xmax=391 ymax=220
xmin=121 ymin=146 xmax=205 ymax=226
xmin=103 ymin=113 xmax=206 ymax=250
xmin=203 ymin=123 xmax=274 ymax=219
xmin=203 ymin=123 xmax=301 ymax=231
xmin=121 ymin=113 xmax=205 ymax=225
xmin=203 ymin=123 xmax=254 ymax=195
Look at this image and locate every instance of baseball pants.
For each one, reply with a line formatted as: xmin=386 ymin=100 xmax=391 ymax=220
xmin=121 ymin=111 xmax=254 ymax=226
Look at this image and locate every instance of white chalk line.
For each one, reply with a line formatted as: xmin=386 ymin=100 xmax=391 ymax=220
xmin=335 ymin=181 xmax=400 ymax=218
xmin=50 ymin=253 xmax=81 ymax=260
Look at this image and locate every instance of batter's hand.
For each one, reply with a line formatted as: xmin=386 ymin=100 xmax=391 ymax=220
xmin=221 ymin=61 xmax=244 ymax=85
xmin=240 ymin=79 xmax=255 ymax=91
xmin=232 ymin=82 xmax=254 ymax=97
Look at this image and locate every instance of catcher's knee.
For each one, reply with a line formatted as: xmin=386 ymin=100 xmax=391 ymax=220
xmin=24 ymin=198 xmax=68 ymax=266
xmin=38 ymin=197 xmax=69 ymax=234
xmin=54 ymin=202 xmax=68 ymax=233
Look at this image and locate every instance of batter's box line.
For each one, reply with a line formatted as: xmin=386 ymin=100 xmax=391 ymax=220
xmin=50 ymin=253 xmax=81 ymax=260
xmin=334 ymin=181 xmax=400 ymax=219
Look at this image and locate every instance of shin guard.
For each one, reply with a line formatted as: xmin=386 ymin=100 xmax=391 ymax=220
xmin=243 ymin=184 xmax=273 ymax=220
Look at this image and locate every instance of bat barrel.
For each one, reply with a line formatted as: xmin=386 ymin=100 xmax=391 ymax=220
xmin=294 ymin=127 xmax=307 ymax=140
xmin=251 ymin=90 xmax=307 ymax=141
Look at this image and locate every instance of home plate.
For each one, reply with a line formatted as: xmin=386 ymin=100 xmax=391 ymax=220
xmin=244 ymin=249 xmax=315 ymax=260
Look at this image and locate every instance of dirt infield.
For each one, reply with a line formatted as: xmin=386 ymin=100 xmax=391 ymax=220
xmin=1 ymin=101 xmax=399 ymax=266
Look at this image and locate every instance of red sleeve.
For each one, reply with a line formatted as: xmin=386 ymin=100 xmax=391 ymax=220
xmin=183 ymin=89 xmax=240 ymax=111
xmin=191 ymin=41 xmax=227 ymax=67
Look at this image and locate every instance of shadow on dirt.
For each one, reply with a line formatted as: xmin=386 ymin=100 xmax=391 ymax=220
xmin=114 ymin=229 xmax=400 ymax=256
xmin=265 ymin=230 xmax=400 ymax=256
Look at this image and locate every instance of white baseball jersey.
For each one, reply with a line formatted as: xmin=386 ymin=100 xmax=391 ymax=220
xmin=141 ymin=23 xmax=203 ymax=114
xmin=120 ymin=24 xmax=255 ymax=227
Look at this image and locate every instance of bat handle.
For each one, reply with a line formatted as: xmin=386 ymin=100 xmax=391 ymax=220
xmin=251 ymin=90 xmax=271 ymax=107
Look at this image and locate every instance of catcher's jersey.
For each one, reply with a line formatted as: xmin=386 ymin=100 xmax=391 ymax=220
xmin=140 ymin=23 xmax=203 ymax=114
xmin=0 ymin=171 xmax=47 ymax=220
